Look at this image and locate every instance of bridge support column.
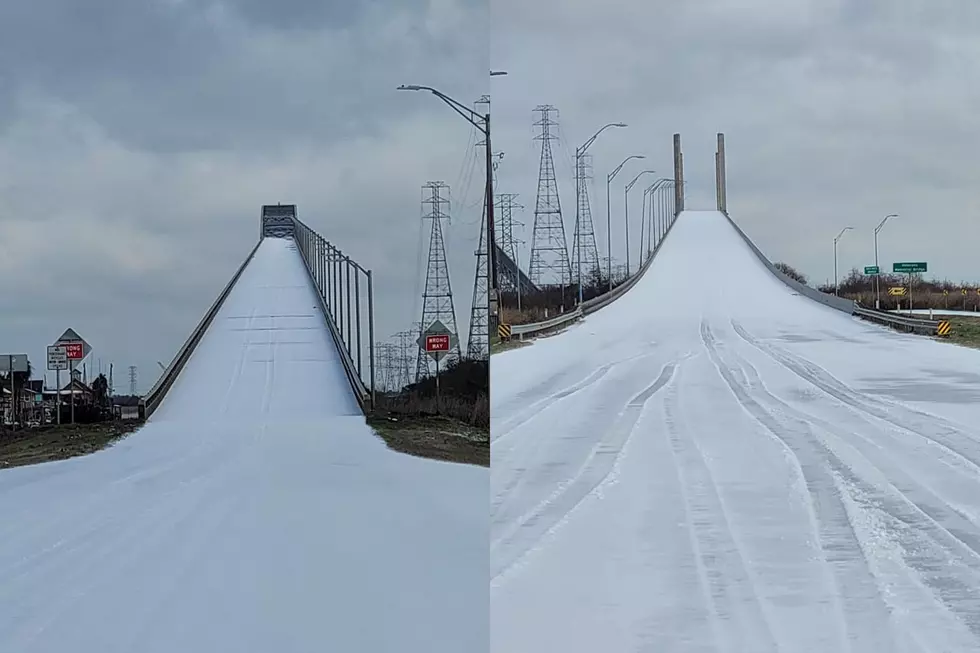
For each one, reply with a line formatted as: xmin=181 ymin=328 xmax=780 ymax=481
xmin=715 ymin=133 xmax=727 ymax=214
xmin=673 ymin=134 xmax=684 ymax=216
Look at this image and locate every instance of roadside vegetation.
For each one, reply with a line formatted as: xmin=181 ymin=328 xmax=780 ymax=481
xmin=499 ymin=268 xmax=628 ymax=326
xmin=367 ymin=358 xmax=489 ymax=467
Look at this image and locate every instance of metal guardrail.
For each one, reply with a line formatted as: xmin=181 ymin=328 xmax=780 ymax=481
xmin=508 ymin=209 xmax=681 ymax=340
xmin=143 ymin=240 xmax=263 ymax=418
xmin=510 ymin=308 xmax=582 ymax=337
xmin=853 ymin=305 xmax=941 ymax=335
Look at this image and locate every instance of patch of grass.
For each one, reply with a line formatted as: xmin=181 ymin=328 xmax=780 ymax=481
xmin=939 ymin=316 xmax=980 ymax=350
xmin=491 ymin=338 xmax=531 ymax=355
xmin=0 ymin=420 xmax=145 ymax=470
xmin=367 ymin=414 xmax=488 ymax=467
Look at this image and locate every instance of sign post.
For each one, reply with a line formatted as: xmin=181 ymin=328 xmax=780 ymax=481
xmin=47 ymin=345 xmax=68 ymax=425
xmin=893 ymin=262 xmax=927 ymax=317
xmin=415 ymin=320 xmax=458 ymax=414
xmin=864 ymin=266 xmax=879 ymax=275
xmin=55 ymin=329 xmax=91 ymax=425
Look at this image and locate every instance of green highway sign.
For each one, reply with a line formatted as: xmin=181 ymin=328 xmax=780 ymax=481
xmin=893 ymin=261 xmax=927 ymax=273
xmin=864 ymin=266 xmax=879 ymax=275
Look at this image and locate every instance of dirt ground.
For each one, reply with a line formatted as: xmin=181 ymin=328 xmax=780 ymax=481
xmin=1 ymin=415 xmax=489 ymax=471
xmin=0 ymin=420 xmax=145 ymax=470
xmin=366 ymin=415 xmax=489 ymax=467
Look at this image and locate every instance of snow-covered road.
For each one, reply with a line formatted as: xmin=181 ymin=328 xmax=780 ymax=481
xmin=0 ymin=237 xmax=487 ymax=653
xmin=491 ymin=211 xmax=980 ymax=652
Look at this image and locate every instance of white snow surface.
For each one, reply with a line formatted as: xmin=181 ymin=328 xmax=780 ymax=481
xmin=491 ymin=210 xmax=980 ymax=653
xmin=0 ymin=237 xmax=487 ymax=653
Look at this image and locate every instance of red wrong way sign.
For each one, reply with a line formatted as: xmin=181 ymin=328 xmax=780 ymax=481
xmin=424 ymin=334 xmax=450 ymax=352
xmin=63 ymin=341 xmax=85 ymax=360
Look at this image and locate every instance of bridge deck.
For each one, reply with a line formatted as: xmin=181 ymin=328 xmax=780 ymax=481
xmin=151 ymin=236 xmax=360 ymax=422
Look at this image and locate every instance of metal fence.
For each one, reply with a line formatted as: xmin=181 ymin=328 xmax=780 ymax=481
xmin=280 ymin=210 xmax=376 ymax=410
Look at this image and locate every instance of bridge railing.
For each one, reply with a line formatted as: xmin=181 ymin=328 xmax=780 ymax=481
xmin=289 ymin=216 xmax=376 ymax=411
xmin=509 ymin=207 xmax=681 ymax=341
xmin=143 ymin=240 xmax=263 ymax=418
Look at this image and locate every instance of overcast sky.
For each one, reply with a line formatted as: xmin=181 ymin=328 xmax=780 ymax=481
xmin=0 ymin=0 xmax=487 ymax=393
xmin=493 ymin=0 xmax=980 ymax=291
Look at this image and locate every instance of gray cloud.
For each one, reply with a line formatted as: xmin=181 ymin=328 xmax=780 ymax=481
xmin=0 ymin=0 xmax=488 ymax=392
xmin=492 ymin=0 xmax=980 ymax=292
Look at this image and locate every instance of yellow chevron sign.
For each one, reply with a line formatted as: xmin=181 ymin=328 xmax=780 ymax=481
xmin=498 ymin=323 xmax=512 ymax=340
xmin=937 ymin=320 xmax=952 ymax=336
xmin=888 ymin=287 xmax=907 ymax=296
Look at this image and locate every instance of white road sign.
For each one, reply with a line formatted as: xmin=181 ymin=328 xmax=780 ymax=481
xmin=47 ymin=345 xmax=68 ymax=371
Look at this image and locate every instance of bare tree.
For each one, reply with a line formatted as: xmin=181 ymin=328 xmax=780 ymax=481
xmin=774 ymin=262 xmax=808 ymax=285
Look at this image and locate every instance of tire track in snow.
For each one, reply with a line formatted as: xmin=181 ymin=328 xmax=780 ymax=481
xmin=491 ymin=349 xmax=658 ymax=445
xmin=491 ymin=358 xmax=649 ymax=532
xmin=218 ymin=303 xmax=258 ymax=417
xmin=706 ymin=321 xmax=980 ymax=649
xmin=734 ymin=350 xmax=980 ymax=559
xmin=0 ymin=428 xmax=263 ymax=603
xmin=661 ymin=362 xmax=780 ymax=652
xmin=701 ymin=321 xmax=896 ymax=652
xmin=731 ymin=320 xmax=980 ymax=477
xmin=491 ymin=359 xmax=683 ymax=586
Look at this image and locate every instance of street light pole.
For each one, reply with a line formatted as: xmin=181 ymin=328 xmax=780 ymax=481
xmin=624 ymin=169 xmax=656 ymax=275
xmin=606 ymin=154 xmax=644 ymax=291
xmin=873 ymin=213 xmax=898 ymax=310
xmin=575 ymin=122 xmax=627 ymax=304
xmin=834 ymin=226 xmax=853 ymax=296
xmin=397 ymin=80 xmax=505 ymax=332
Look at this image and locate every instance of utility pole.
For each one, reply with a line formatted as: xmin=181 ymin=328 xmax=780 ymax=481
xmin=398 ymin=78 xmax=504 ymax=333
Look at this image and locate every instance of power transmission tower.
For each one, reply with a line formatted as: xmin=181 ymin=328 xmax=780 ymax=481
xmin=496 ymin=193 xmax=519 ymax=262
xmin=378 ymin=343 xmax=399 ymax=391
xmin=496 ymin=193 xmax=525 ymax=293
xmin=416 ymin=181 xmax=462 ymax=381
xmin=467 ymin=190 xmax=489 ymax=359
xmin=572 ymin=153 xmax=600 ymax=283
xmin=395 ymin=330 xmax=415 ymax=389
xmin=128 ymin=365 xmax=137 ymax=395
xmin=528 ymin=105 xmax=571 ymax=287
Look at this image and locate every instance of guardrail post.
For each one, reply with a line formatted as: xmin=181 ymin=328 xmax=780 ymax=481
xmin=338 ymin=251 xmax=345 ymax=347
xmin=345 ymin=258 xmax=352 ymax=355
xmin=326 ymin=244 xmax=334 ymax=318
xmin=367 ymin=269 xmax=376 ymax=408
xmin=320 ymin=237 xmax=325 ymax=292
xmin=355 ymin=271 xmax=362 ymax=376
xmin=334 ymin=249 xmax=342 ymax=334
